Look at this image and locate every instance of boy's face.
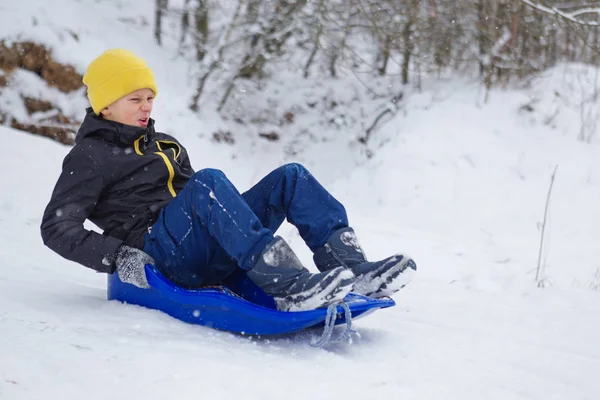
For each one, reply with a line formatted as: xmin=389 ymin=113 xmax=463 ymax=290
xmin=100 ymin=88 xmax=155 ymax=128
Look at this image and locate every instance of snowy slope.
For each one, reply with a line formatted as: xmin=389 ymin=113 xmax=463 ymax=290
xmin=2 ymin=0 xmax=600 ymax=399
xmin=336 ymin=77 xmax=600 ymax=290
xmin=3 ymin=93 xmax=600 ymax=398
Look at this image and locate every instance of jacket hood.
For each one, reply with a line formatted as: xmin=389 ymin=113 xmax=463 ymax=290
xmin=75 ymin=108 xmax=156 ymax=145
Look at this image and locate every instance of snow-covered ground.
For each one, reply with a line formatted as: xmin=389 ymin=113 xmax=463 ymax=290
xmin=2 ymin=1 xmax=600 ymax=399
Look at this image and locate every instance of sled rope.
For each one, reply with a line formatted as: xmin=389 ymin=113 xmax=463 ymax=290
xmin=310 ymin=302 xmax=357 ymax=348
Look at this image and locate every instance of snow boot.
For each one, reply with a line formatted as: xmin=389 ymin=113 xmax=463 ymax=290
xmin=247 ymin=236 xmax=355 ymax=312
xmin=313 ymin=227 xmax=416 ymax=298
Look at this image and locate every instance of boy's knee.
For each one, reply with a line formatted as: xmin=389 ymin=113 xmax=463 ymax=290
xmin=191 ymin=169 xmax=227 ymax=192
xmin=283 ymin=162 xmax=309 ymax=176
xmin=193 ymin=168 xmax=225 ymax=181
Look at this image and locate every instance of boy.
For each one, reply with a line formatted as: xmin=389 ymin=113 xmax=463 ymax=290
xmin=41 ymin=49 xmax=416 ymax=312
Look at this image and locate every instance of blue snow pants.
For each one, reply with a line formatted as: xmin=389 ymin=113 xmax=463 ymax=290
xmin=143 ymin=163 xmax=348 ymax=288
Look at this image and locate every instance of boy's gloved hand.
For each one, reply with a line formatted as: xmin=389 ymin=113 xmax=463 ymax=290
xmin=114 ymin=245 xmax=154 ymax=289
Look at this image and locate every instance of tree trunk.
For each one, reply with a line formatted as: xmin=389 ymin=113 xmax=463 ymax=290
xmin=189 ymin=0 xmax=244 ymax=111
xmin=379 ymin=34 xmax=392 ymax=76
xmin=178 ymin=0 xmax=191 ymax=54
xmin=593 ymin=26 xmax=599 ymax=65
xmin=401 ymin=1 xmax=418 ymax=85
xmin=304 ymin=16 xmax=323 ymax=78
xmin=154 ymin=0 xmax=168 ymax=46
xmin=195 ymin=0 xmax=209 ymax=61
xmin=518 ymin=2 xmax=528 ymax=77
xmin=330 ymin=13 xmax=352 ymax=78
xmin=476 ymin=0 xmax=488 ymax=76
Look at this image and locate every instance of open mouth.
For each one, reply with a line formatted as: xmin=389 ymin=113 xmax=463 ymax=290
xmin=138 ymin=118 xmax=149 ymax=126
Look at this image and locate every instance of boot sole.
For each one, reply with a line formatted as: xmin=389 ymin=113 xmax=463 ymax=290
xmin=353 ymin=254 xmax=416 ymax=298
xmin=275 ymin=268 xmax=355 ymax=312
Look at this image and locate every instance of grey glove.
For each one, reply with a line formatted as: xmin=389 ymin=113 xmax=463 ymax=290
xmin=114 ymin=245 xmax=154 ymax=288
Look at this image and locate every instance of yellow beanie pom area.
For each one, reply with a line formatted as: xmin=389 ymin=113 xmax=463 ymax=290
xmin=83 ymin=49 xmax=158 ymax=115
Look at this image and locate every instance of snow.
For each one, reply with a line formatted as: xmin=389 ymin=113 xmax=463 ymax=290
xmin=2 ymin=1 xmax=600 ymax=399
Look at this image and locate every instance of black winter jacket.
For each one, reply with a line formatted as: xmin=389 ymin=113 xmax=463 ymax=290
xmin=41 ymin=109 xmax=194 ymax=273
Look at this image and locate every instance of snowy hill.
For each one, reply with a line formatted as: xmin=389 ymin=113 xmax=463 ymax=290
xmin=2 ymin=119 xmax=600 ymax=399
xmin=2 ymin=0 xmax=600 ymax=399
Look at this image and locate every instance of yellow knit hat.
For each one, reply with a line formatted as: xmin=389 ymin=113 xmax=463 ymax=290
xmin=83 ymin=49 xmax=158 ymax=115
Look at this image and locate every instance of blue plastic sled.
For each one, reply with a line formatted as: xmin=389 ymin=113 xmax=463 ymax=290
xmin=107 ymin=265 xmax=395 ymax=336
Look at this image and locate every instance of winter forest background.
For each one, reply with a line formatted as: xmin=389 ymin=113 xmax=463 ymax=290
xmin=1 ymin=1 xmax=600 ymax=399
xmin=3 ymin=0 xmax=600 ymax=146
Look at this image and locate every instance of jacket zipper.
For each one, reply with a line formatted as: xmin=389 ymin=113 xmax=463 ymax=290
xmin=133 ymin=134 xmax=177 ymax=198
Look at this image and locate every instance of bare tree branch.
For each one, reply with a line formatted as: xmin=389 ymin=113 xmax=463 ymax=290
xmin=521 ymin=0 xmax=600 ymax=26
